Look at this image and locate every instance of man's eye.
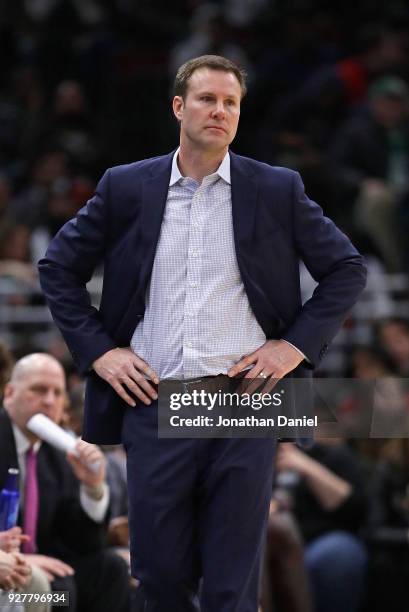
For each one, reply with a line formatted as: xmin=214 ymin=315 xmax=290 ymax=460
xmin=201 ymin=96 xmax=212 ymax=102
xmin=31 ymin=386 xmax=46 ymax=394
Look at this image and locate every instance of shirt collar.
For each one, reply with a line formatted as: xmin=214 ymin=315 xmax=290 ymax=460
xmin=12 ymin=423 xmax=41 ymax=456
xmin=169 ymin=147 xmax=231 ymax=186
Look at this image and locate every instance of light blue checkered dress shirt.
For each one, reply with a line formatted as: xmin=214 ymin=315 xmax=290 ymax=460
xmin=131 ymin=149 xmax=267 ymax=379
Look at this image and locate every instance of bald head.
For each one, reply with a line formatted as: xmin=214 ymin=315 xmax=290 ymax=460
xmin=4 ymin=353 xmax=66 ymax=439
xmin=10 ymin=353 xmax=64 ymax=384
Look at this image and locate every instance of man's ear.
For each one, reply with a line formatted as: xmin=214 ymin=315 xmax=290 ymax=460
xmin=172 ymin=96 xmax=184 ymax=122
xmin=2 ymin=381 xmax=14 ymax=408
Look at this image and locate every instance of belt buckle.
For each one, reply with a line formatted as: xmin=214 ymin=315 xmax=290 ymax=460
xmin=182 ymin=378 xmax=203 ymax=393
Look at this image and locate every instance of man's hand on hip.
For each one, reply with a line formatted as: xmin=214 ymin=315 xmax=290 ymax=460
xmin=227 ymin=339 xmax=304 ymax=394
xmin=92 ymin=347 xmax=159 ymax=406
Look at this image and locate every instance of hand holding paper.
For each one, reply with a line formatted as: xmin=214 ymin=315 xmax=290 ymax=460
xmin=26 ymin=413 xmax=103 ymax=474
xmin=66 ymin=439 xmax=106 ymax=489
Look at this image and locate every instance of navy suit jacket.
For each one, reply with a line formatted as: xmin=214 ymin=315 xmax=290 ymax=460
xmin=38 ymin=151 xmax=367 ymax=444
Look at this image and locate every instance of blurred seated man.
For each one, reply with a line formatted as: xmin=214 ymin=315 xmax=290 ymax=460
xmin=0 ymin=353 xmax=130 ymax=612
xmin=271 ymin=440 xmax=368 ymax=612
xmin=0 ymin=222 xmax=37 ymax=291
xmin=375 ymin=317 xmax=409 ymax=376
xmin=338 ymin=345 xmax=408 ymax=439
xmin=329 ymin=76 xmax=409 ymax=271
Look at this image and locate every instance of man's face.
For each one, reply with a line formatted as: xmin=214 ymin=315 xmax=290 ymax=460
xmin=4 ymin=362 xmax=66 ymax=435
xmin=173 ymin=67 xmax=241 ymax=153
xmin=380 ymin=323 xmax=409 ymax=362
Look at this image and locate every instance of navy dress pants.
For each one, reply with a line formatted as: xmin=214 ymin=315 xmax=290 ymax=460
xmin=122 ymin=401 xmax=276 ymax=612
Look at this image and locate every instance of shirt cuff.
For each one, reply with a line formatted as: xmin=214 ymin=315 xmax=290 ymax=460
xmin=80 ymin=482 xmax=110 ymax=523
xmin=281 ymin=339 xmax=309 ymax=363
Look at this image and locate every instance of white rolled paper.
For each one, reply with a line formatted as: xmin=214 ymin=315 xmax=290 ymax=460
xmin=26 ymin=413 xmax=101 ymax=473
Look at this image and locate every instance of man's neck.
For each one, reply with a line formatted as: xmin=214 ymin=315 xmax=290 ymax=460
xmin=177 ymin=144 xmax=228 ymax=183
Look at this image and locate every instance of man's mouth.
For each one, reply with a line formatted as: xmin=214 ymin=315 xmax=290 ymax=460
xmin=206 ymin=126 xmax=227 ymax=133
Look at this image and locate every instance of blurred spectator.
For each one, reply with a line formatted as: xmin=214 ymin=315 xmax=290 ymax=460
xmin=365 ymin=439 xmax=409 ymax=611
xmin=0 ymin=221 xmax=37 ymax=301
xmin=0 ymin=82 xmax=20 ymax=170
xmin=340 ymin=344 xmax=407 ymax=440
xmin=347 ymin=345 xmax=398 ymax=379
xmin=270 ymin=25 xmax=404 ymax=139
xmin=0 ymin=222 xmax=31 ymax=263
xmin=169 ymin=4 xmax=251 ymax=79
xmin=375 ymin=317 xmax=409 ymax=375
xmin=10 ymin=152 xmax=69 ymax=230
xmin=37 ymin=81 xmax=100 ymax=174
xmin=45 ymin=177 xmax=94 ymax=238
xmin=0 ymin=353 xmax=131 ymax=611
xmin=330 ymin=76 xmax=409 ymax=271
xmin=277 ymin=24 xmax=406 ymax=140
xmin=272 ymin=440 xmax=368 ymax=612
xmin=223 ymin=0 xmax=268 ymax=28
xmin=22 ymin=0 xmax=104 ymax=26
xmin=12 ymin=67 xmax=47 ymax=163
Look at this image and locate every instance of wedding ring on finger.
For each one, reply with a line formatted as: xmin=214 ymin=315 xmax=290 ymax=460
xmin=260 ymin=372 xmax=268 ymax=378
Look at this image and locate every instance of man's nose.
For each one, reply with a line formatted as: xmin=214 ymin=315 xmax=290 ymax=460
xmin=43 ymin=390 xmax=56 ymax=404
xmin=212 ymin=102 xmax=226 ymax=118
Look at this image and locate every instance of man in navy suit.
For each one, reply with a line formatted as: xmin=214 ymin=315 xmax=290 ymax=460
xmin=38 ymin=55 xmax=367 ymax=611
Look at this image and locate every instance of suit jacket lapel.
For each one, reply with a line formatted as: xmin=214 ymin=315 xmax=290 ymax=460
xmin=138 ymin=154 xmax=174 ymax=293
xmin=230 ymin=151 xmax=258 ymax=253
xmin=115 ymin=152 xmax=173 ymax=342
xmin=230 ymin=151 xmax=285 ymax=335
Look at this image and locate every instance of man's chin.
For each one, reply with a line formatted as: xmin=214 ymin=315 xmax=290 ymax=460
xmin=204 ymin=131 xmax=229 ymax=143
xmin=199 ymin=135 xmax=230 ymax=151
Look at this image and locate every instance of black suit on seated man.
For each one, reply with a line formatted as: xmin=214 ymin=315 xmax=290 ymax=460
xmin=0 ymin=354 xmax=131 ymax=612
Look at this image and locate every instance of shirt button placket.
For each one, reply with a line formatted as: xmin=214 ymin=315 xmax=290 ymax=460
xmin=183 ymin=185 xmax=202 ymax=377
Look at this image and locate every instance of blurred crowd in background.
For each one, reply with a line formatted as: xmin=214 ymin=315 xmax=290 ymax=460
xmin=1 ymin=0 xmax=409 ymax=363
xmin=1 ymin=1 xmax=409 ymax=611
